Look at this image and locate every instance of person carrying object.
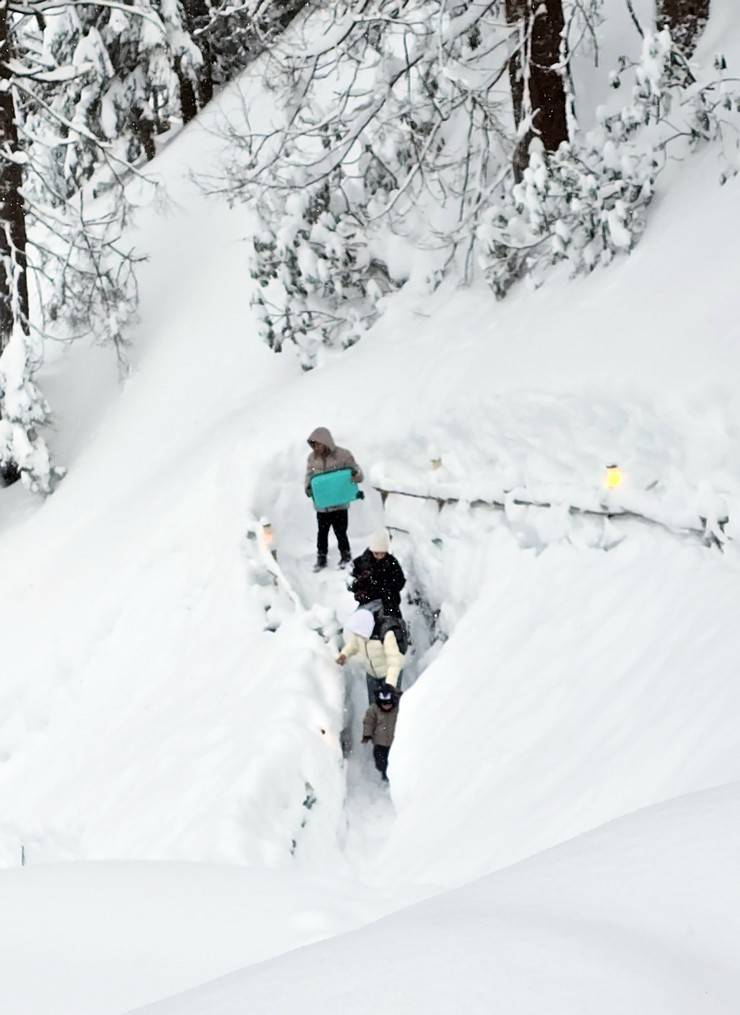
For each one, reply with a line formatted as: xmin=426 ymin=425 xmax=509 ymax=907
xmin=362 ymin=683 xmax=399 ymax=782
xmin=336 ymin=573 xmax=407 ymax=703
xmin=352 ymin=529 xmax=406 ymax=618
xmin=305 ymin=426 xmax=363 ymax=571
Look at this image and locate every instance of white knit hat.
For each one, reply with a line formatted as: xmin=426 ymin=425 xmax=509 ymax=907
xmin=346 ymin=609 xmax=375 ymax=640
xmin=368 ymin=529 xmax=390 ymax=553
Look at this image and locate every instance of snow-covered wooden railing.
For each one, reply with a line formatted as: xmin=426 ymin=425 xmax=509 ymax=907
xmin=371 ymin=482 xmax=730 ymax=549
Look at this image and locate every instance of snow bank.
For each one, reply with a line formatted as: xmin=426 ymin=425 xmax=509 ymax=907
xmin=386 ymin=527 xmax=740 ymax=886
xmin=0 ymin=88 xmax=345 ymax=870
xmin=0 ymin=861 xmax=388 ymax=1015
xmin=131 ymin=782 xmax=740 ymax=1015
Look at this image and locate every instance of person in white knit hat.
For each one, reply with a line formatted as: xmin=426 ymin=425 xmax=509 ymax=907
xmin=351 ymin=528 xmax=406 ymax=618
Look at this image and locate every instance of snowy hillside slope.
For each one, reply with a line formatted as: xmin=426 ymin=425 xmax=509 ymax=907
xmin=0 ymin=99 xmax=349 ymax=869
xmin=133 ymin=782 xmax=740 ymax=1015
xmin=1 ymin=4 xmax=740 ymax=1014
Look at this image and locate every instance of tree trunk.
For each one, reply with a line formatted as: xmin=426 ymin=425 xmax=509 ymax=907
xmin=178 ymin=70 xmax=199 ymax=124
xmin=657 ymin=0 xmax=710 ymax=56
xmin=128 ymin=103 xmax=157 ymax=162
xmin=505 ymin=0 xmax=569 ymax=179
xmin=0 ymin=1 xmax=30 ymax=350
xmin=181 ymin=0 xmax=214 ymax=117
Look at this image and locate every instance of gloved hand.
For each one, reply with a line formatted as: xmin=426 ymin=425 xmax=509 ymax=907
xmin=336 ymin=654 xmax=347 ymax=666
xmin=361 ymin=736 xmax=371 ymax=744
xmin=356 ymin=490 xmax=365 ymax=500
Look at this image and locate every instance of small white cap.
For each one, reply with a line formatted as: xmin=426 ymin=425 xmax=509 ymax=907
xmin=368 ymin=529 xmax=390 ymax=553
xmin=346 ymin=609 xmax=375 ymax=640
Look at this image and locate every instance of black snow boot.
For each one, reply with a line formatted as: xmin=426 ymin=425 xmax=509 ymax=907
xmin=313 ymin=554 xmax=328 ymax=573
xmin=339 ymin=551 xmax=352 ymax=568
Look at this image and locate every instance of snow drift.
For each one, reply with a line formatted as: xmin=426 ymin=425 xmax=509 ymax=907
xmin=132 ymin=782 xmax=740 ymax=1015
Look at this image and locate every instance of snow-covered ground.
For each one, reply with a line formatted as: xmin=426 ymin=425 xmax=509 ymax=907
xmin=0 ymin=862 xmax=389 ymax=1015
xmin=2 ymin=3 xmax=740 ymax=1013
xmin=133 ymin=782 xmax=740 ymax=1015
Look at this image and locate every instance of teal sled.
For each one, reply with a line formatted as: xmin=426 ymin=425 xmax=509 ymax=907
xmin=311 ymin=469 xmax=359 ymax=510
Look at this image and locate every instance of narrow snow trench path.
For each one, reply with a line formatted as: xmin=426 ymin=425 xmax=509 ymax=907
xmin=245 ymin=465 xmax=435 ymax=887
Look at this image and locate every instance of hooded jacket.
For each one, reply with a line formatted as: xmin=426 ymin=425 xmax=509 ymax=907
xmin=305 ymin=427 xmax=363 ymax=513
xmin=363 ymin=702 xmax=399 ymax=748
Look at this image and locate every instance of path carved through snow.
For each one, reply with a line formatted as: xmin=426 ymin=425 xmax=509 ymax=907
xmin=244 ymin=477 xmax=434 ymax=882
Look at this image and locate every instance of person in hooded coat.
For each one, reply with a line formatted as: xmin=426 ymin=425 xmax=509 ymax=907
xmin=352 ymin=529 xmax=406 ymax=617
xmin=305 ymin=426 xmax=363 ymax=570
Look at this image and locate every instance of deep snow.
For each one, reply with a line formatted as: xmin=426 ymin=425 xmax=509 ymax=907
xmin=132 ymin=782 xmax=740 ymax=1015
xmin=2 ymin=2 xmax=740 ymax=1013
xmin=0 ymin=862 xmax=390 ymax=1015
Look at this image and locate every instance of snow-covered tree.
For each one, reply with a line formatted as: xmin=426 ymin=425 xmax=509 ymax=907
xmin=0 ymin=326 xmax=55 ymax=492
xmin=0 ymin=1 xmax=28 ymax=344
xmin=38 ymin=0 xmax=207 ymax=182
xmin=218 ymin=1 xmax=521 ymax=367
xmin=657 ymin=0 xmax=710 ymax=57
xmin=195 ymin=0 xmax=308 ymax=86
xmin=3 ymin=0 xmax=306 ymax=491
xmin=479 ymin=28 xmax=740 ymax=296
xmin=0 ymin=0 xmax=168 ymax=492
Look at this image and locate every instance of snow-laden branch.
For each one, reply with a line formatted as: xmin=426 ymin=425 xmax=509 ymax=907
xmin=12 ymin=77 xmax=157 ymax=186
xmin=8 ymin=0 xmax=166 ymax=36
xmin=3 ymin=57 xmax=94 ymax=82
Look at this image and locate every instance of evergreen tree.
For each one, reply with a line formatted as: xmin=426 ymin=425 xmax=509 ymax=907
xmin=0 ymin=0 xmax=172 ymax=491
xmin=657 ymin=0 xmax=710 ymax=57
xmin=196 ymin=0 xmax=308 ymax=86
xmin=41 ymin=0 xmax=207 ymax=183
xmin=2 ymin=0 xmax=306 ymax=490
xmin=479 ymin=28 xmax=740 ymax=296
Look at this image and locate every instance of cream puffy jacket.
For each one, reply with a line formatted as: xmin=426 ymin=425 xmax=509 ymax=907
xmin=340 ymin=630 xmax=404 ymax=686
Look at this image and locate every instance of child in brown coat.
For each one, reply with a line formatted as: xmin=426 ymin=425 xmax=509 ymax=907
xmin=362 ymin=683 xmax=399 ymax=781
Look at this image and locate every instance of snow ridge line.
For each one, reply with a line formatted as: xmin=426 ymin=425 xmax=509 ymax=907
xmin=374 ymin=485 xmax=730 ymax=549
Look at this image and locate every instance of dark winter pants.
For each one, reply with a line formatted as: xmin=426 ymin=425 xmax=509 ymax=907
xmin=366 ymin=673 xmax=403 ymax=705
xmin=373 ymin=745 xmax=390 ymax=780
xmin=316 ymin=509 xmax=350 ymax=558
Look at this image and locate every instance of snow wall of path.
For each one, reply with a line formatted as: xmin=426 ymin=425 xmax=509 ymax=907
xmin=383 ymin=510 xmax=740 ymax=888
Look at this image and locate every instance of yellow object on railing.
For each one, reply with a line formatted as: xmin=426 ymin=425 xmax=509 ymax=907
xmin=604 ymin=464 xmax=623 ymax=490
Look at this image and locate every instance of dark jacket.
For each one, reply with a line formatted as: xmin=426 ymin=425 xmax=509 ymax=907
xmin=305 ymin=426 xmax=363 ymax=513
xmin=363 ymin=702 xmax=399 ymax=748
xmin=352 ymin=549 xmax=406 ymax=616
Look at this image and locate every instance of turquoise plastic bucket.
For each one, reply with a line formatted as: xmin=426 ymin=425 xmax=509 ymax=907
xmin=310 ymin=468 xmax=359 ymax=510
